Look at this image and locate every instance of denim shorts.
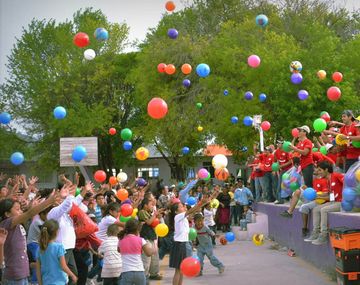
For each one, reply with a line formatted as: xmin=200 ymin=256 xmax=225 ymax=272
xmin=3 ymin=278 xmax=29 ymax=285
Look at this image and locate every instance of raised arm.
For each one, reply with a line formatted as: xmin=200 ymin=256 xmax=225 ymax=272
xmin=179 ymin=179 xmax=198 ymax=203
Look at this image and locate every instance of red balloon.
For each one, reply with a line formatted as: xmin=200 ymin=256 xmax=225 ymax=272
xmin=332 ymin=72 xmax=343 ymax=83
xmin=165 ymin=64 xmax=176 ymax=75
xmin=151 ymin=218 xmax=160 ymax=228
xmin=147 ymin=98 xmax=168 ymax=119
xmin=321 ymin=113 xmax=331 ymax=122
xmin=291 ymin=128 xmax=299 ymax=138
xmin=157 ymin=63 xmax=167 ymax=73
xmin=180 ymin=257 xmax=201 ymax=277
xmin=94 ymin=170 xmax=107 ymax=183
xmin=73 ymin=32 xmax=90 ymax=48
xmin=261 ymin=121 xmax=271 ymax=131
xmin=109 ymin=128 xmax=116 ymax=135
xmin=109 ymin=176 xmax=117 ymax=185
xmin=165 ymin=1 xmax=176 ymax=11
xmin=327 ymin=86 xmax=341 ymax=101
xmin=121 ymin=204 xmax=133 ymax=217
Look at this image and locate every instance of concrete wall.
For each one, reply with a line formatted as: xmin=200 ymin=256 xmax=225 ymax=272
xmin=255 ymin=203 xmax=360 ymax=273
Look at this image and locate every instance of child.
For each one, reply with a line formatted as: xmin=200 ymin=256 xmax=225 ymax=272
xmin=98 ymin=224 xmax=122 ymax=285
xmin=194 ymin=213 xmax=224 ymax=276
xmin=118 ymin=219 xmax=154 ymax=285
xmin=36 ymin=219 xmax=78 ymax=285
xmin=0 ymin=227 xmax=8 ymax=281
xmin=203 ymin=203 xmax=217 ymax=245
xmin=96 ymin=202 xmax=123 ymax=242
xmin=240 ymin=207 xmax=254 ymax=231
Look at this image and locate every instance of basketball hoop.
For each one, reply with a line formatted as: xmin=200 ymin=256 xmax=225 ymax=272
xmin=253 ymin=115 xmax=262 ymax=129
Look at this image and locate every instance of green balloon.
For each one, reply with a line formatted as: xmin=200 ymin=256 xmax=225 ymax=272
xmin=121 ymin=128 xmax=133 ymax=140
xmin=352 ymin=141 xmax=360 ymax=148
xmin=290 ymin=182 xmax=300 ymax=191
xmin=282 ymin=173 xmax=290 ymax=181
xmin=271 ymin=162 xmax=280 ymax=172
xmin=196 ymin=103 xmax=203 ymax=109
xmin=204 ymin=172 xmax=211 ymax=181
xmin=75 ymin=188 xmax=81 ymax=197
xmin=189 ymin=228 xmax=197 ymax=241
xmin=120 ymin=216 xmax=132 ymax=223
xmin=282 ymin=141 xmax=291 ymax=152
xmin=320 ymin=111 xmax=328 ymax=116
xmin=313 ymin=118 xmax=327 ymax=132
xmin=320 ymin=146 xmax=327 ymax=155
xmin=312 ymin=147 xmax=318 ymax=152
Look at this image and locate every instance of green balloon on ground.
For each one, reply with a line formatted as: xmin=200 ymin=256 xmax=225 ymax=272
xmin=282 ymin=141 xmax=291 ymax=152
xmin=189 ymin=228 xmax=197 ymax=241
xmin=271 ymin=162 xmax=280 ymax=171
xmin=320 ymin=146 xmax=327 ymax=155
xmin=313 ymin=118 xmax=327 ymax=132
xmin=121 ymin=128 xmax=133 ymax=140
xmin=196 ymin=103 xmax=203 ymax=109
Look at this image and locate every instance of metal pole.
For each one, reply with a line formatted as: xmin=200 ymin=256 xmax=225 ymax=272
xmin=259 ymin=128 xmax=264 ymax=152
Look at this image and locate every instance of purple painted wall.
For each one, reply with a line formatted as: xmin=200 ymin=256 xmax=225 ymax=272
xmin=255 ymin=203 xmax=360 ymax=272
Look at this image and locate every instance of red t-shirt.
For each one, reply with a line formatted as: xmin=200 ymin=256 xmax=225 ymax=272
xmin=312 ymin=152 xmax=335 ymax=166
xmin=259 ymin=153 xmax=275 ymax=172
xmin=274 ymin=149 xmax=293 ymax=171
xmin=327 ymin=153 xmax=338 ymax=164
xmin=313 ymin=178 xmax=328 ymax=193
xmin=251 ymin=157 xmax=264 ymax=178
xmin=296 ymin=138 xmax=314 ymax=170
xmin=313 ymin=172 xmax=344 ymax=202
xmin=340 ymin=123 xmax=360 ymax=159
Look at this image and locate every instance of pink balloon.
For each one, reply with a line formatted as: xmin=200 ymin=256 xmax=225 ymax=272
xmin=147 ymin=97 xmax=168 ymax=119
xmin=327 ymin=87 xmax=341 ymax=101
xmin=248 ymin=55 xmax=261 ymax=68
xmin=261 ymin=121 xmax=271 ymax=131
xmin=198 ymin=168 xmax=209 ymax=179
xmin=291 ymin=128 xmax=299 ymax=138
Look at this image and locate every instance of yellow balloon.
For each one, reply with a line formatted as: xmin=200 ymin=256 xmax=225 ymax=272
xmin=229 ymin=192 xmax=234 ymax=199
xmin=317 ymin=70 xmax=326 ymax=80
xmin=197 ymin=126 xmax=203 ymax=132
xmin=356 ymin=169 xmax=360 ymax=182
xmin=335 ymin=134 xmax=348 ymax=146
xmin=252 ymin=234 xmax=265 ymax=246
xmin=210 ymin=198 xmax=219 ymax=209
xmin=155 ymin=223 xmax=169 ymax=237
xmin=135 ymin=147 xmax=149 ymax=161
xmin=131 ymin=208 xmax=138 ymax=218
xmin=315 ymin=191 xmax=326 ymax=204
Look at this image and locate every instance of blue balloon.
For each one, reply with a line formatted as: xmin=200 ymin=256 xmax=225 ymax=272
xmin=303 ymin=187 xmax=317 ymax=201
xmin=72 ymin=145 xmax=87 ymax=162
xmin=243 ymin=116 xmax=253 ymax=126
xmin=186 ymin=196 xmax=197 ymax=206
xmin=256 ymin=14 xmax=269 ymax=27
xmin=167 ymin=28 xmax=178 ymax=39
xmin=53 ymin=106 xmax=67 ymax=120
xmin=242 ymin=146 xmax=248 ymax=152
xmin=182 ymin=147 xmax=190 ymax=155
xmin=225 ymin=232 xmax=235 ymax=242
xmin=10 ymin=152 xmax=24 ymax=166
xmin=183 ymin=79 xmax=191 ymax=87
xmin=341 ymin=200 xmax=353 ymax=212
xmin=99 ymin=259 xmax=104 ymax=268
xmin=298 ymin=90 xmax=309 ymax=101
xmin=196 ymin=63 xmax=210 ymax=78
xmin=343 ymin=187 xmax=357 ymax=202
xmin=291 ymin=73 xmax=303 ymax=85
xmin=244 ymin=91 xmax=253 ymax=100
xmin=192 ymin=254 xmax=200 ymax=261
xmin=123 ymin=141 xmax=132 ymax=151
xmin=94 ymin=28 xmax=109 ymax=41
xmin=259 ymin=93 xmax=267 ymax=102
xmin=0 ymin=112 xmax=11 ymax=124
xmin=223 ymin=89 xmax=229 ymax=96
xmin=231 ymin=116 xmax=238 ymax=124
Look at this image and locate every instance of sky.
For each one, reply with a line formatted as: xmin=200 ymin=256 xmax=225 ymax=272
xmin=0 ymin=0 xmax=359 ymax=84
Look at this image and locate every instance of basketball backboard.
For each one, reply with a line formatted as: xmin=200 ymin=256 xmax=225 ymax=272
xmin=60 ymin=137 xmax=98 ymax=167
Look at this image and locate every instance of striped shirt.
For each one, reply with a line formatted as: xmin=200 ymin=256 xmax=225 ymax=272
xmin=98 ymin=236 xmax=122 ymax=278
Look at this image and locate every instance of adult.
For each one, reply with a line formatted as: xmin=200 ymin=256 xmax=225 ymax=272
xmin=290 ymin=125 xmax=314 ymax=187
xmin=233 ymin=178 xmax=254 ymax=224
xmin=259 ymin=147 xmax=275 ymax=202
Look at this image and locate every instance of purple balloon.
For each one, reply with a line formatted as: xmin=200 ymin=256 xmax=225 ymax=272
xmin=291 ymin=73 xmax=303 ymax=85
xmin=167 ymin=28 xmax=178 ymax=39
xmin=298 ymin=90 xmax=309 ymax=100
xmin=244 ymin=91 xmax=253 ymax=100
xmin=136 ymin=178 xmax=147 ymax=187
xmin=183 ymin=79 xmax=191 ymax=87
xmin=353 ymin=195 xmax=360 ymax=208
xmin=345 ymin=171 xmax=357 ymax=188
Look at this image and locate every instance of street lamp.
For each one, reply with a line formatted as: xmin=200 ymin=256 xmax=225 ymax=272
xmin=253 ymin=115 xmax=264 ymax=152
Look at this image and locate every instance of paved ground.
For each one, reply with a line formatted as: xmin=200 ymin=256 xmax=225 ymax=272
xmin=153 ymin=240 xmax=336 ymax=285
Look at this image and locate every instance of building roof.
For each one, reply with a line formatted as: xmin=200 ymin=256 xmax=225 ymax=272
xmin=203 ymin=145 xmax=233 ymax=157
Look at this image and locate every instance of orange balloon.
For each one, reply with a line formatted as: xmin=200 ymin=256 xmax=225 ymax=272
xmin=181 ymin=64 xmax=192 ymax=75
xmin=215 ymin=168 xmax=230 ymax=181
xmin=109 ymin=176 xmax=117 ymax=186
xmin=117 ymin=188 xmax=129 ymax=201
xmin=165 ymin=1 xmax=176 ymax=12
xmin=165 ymin=64 xmax=176 ymax=75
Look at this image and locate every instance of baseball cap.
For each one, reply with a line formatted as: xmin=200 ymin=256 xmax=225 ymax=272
xmin=325 ymin=143 xmax=334 ymax=151
xmin=170 ymin=184 xmax=175 ymax=189
xmin=342 ymin=110 xmax=355 ymax=120
xmin=297 ymin=125 xmax=310 ymax=134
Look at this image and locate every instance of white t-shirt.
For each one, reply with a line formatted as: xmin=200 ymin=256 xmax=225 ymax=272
xmin=119 ymin=235 xmax=147 ymax=272
xmin=174 ymin=212 xmax=189 ymax=242
xmin=96 ymin=215 xmax=117 ymax=241
xmin=98 ymin=236 xmax=122 ymax=278
xmin=204 ymin=208 xmax=216 ymax=227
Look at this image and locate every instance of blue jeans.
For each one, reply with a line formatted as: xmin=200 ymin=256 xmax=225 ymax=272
xmin=3 ymin=279 xmax=29 ymax=285
xmin=260 ymin=172 xmax=274 ymax=202
xmin=254 ymin=177 xmax=262 ymax=202
xmin=230 ymin=205 xmax=237 ymax=225
xmin=119 ymin=271 xmax=146 ymax=285
xmin=197 ymin=244 xmax=224 ymax=272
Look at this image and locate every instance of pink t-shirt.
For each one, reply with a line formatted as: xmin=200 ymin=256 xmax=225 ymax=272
xmin=118 ymin=234 xmax=147 ymax=272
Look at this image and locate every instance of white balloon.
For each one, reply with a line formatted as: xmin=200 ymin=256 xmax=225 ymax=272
xmin=117 ymin=172 xmax=128 ymax=183
xmin=212 ymin=154 xmax=228 ymax=169
xmin=84 ymin=49 xmax=96 ymax=60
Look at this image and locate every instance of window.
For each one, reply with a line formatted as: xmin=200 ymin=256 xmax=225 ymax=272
xmin=137 ymin=167 xmax=159 ymax=179
xmin=202 ymin=161 xmax=215 ymax=177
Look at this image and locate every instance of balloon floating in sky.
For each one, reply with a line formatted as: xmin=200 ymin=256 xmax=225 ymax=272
xmin=135 ymin=147 xmax=149 ymax=161
xmin=109 ymin=128 xmax=116 ymax=135
xmin=197 ymin=125 xmax=203 ymax=132
xmin=291 ymin=73 xmax=303 ymax=84
xmin=298 ymin=90 xmax=309 ymax=101
xmin=0 ymin=112 xmax=11 ymax=124
xmin=84 ymin=49 xmax=96 ymax=60
xmin=243 ymin=116 xmax=253 ymax=126
xmin=165 ymin=1 xmax=176 ymax=12
xmin=248 ymin=55 xmax=261 ymax=68
xmin=53 ymin=106 xmax=67 ymax=120
xmin=123 ymin=141 xmax=132 ymax=151
xmin=94 ymin=28 xmax=109 ymax=41
xmin=182 ymin=147 xmax=190 ymax=155
xmin=231 ymin=116 xmax=238 ymax=124
xmin=223 ymin=89 xmax=229 ymax=96
xmin=259 ymin=93 xmax=267 ymax=102
xmin=181 ymin=64 xmax=192 ymax=75
xmin=196 ymin=103 xmax=202 ymax=109
xmin=147 ymin=98 xmax=168 ymax=119
xmin=317 ymin=70 xmax=326 ymax=80
xmin=255 ymin=14 xmax=268 ymax=27
xmin=121 ymin=128 xmax=133 ymax=140
xmin=10 ymin=152 xmax=24 ymax=166
xmin=167 ymin=28 xmax=178 ymax=39
xmin=157 ymin=63 xmax=167 ymax=73
xmin=196 ymin=63 xmax=210 ymax=78
xmin=261 ymin=121 xmax=271 ymax=131
xmin=94 ymin=170 xmax=107 ymax=183
xmin=165 ymin=64 xmax=176 ymax=75
xmin=244 ymin=91 xmax=253 ymax=100
xmin=327 ymin=86 xmax=341 ymax=101
xmin=183 ymin=79 xmax=191 ymax=88
xmin=72 ymin=145 xmax=87 ymax=162
xmin=289 ymin=61 xmax=302 ymax=73
xmin=73 ymin=32 xmax=90 ymax=48
xmin=332 ymin=72 xmax=343 ymax=83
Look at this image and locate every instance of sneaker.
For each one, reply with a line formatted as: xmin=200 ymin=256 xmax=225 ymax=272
xmin=312 ymin=233 xmax=328 ymax=245
xmin=304 ymin=231 xmax=320 ymax=242
xmin=274 ymin=200 xmax=280 ymax=204
xmin=149 ymin=274 xmax=163 ymax=280
xmin=86 ymin=280 xmax=96 ymax=285
xmin=302 ymin=228 xmax=309 ymax=237
xmin=219 ymin=266 xmax=225 ymax=274
xmin=280 ymin=211 xmax=293 ymax=218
